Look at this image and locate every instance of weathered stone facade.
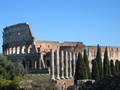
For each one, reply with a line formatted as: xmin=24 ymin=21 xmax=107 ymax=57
xmin=2 ymin=23 xmax=120 ymax=82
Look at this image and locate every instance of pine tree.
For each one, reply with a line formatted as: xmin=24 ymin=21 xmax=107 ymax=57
xmin=109 ymin=60 xmax=111 ymax=76
xmin=83 ymin=49 xmax=91 ymax=79
xmin=115 ymin=60 xmax=119 ymax=75
xmin=96 ymin=45 xmax=103 ymax=79
xmin=91 ymin=59 xmax=100 ymax=80
xmin=118 ymin=61 xmax=120 ymax=73
xmin=110 ymin=60 xmax=115 ymax=75
xmin=74 ymin=52 xmax=87 ymax=84
xmin=114 ymin=60 xmax=120 ymax=75
xmin=103 ymin=47 xmax=110 ymax=77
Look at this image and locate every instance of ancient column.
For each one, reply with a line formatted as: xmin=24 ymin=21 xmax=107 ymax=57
xmin=69 ymin=52 xmax=72 ymax=78
xmin=9 ymin=48 xmax=11 ymax=55
xmin=51 ymin=50 xmax=55 ymax=80
xmin=6 ymin=49 xmax=8 ymax=55
xmin=7 ymin=48 xmax=9 ymax=55
xmin=56 ymin=50 xmax=60 ymax=80
xmin=76 ymin=52 xmax=79 ymax=61
xmin=15 ymin=47 xmax=17 ymax=54
xmin=61 ymin=50 xmax=65 ymax=79
xmin=26 ymin=45 xmax=29 ymax=54
xmin=65 ymin=51 xmax=69 ymax=79
xmin=73 ymin=53 xmax=76 ymax=76
xmin=35 ymin=60 xmax=37 ymax=70
xmin=11 ymin=47 xmax=13 ymax=55
xmin=39 ymin=57 xmax=41 ymax=69
xmin=20 ymin=46 xmax=22 ymax=55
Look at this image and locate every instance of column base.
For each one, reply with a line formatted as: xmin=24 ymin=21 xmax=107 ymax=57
xmin=51 ymin=78 xmax=55 ymax=80
xmin=56 ymin=76 xmax=60 ymax=80
xmin=51 ymin=75 xmax=55 ymax=80
xmin=61 ymin=76 xmax=65 ymax=79
xmin=65 ymin=76 xmax=69 ymax=79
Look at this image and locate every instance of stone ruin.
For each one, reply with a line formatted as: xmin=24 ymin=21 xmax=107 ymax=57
xmin=2 ymin=23 xmax=120 ymax=86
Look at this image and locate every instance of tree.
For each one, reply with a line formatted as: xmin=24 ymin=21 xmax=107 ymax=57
xmin=115 ymin=60 xmax=119 ymax=75
xmin=74 ymin=53 xmax=87 ymax=84
xmin=91 ymin=59 xmax=100 ymax=80
xmin=109 ymin=60 xmax=112 ymax=76
xmin=118 ymin=61 xmax=120 ymax=73
xmin=0 ymin=54 xmax=26 ymax=89
xmin=96 ymin=45 xmax=103 ymax=79
xmin=83 ymin=49 xmax=91 ymax=79
xmin=103 ymin=47 xmax=110 ymax=77
xmin=0 ymin=54 xmax=25 ymax=80
xmin=110 ymin=60 xmax=115 ymax=75
xmin=115 ymin=60 xmax=120 ymax=74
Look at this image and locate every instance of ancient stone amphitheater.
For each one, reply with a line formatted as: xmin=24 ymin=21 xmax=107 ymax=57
xmin=2 ymin=23 xmax=120 ymax=87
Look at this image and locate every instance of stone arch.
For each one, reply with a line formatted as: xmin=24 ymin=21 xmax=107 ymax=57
xmin=17 ymin=46 xmax=20 ymax=54
xmin=13 ymin=47 xmax=16 ymax=54
xmin=8 ymin=48 xmax=11 ymax=55
xmin=8 ymin=48 xmax=10 ymax=55
xmin=28 ymin=45 xmax=32 ymax=53
xmin=9 ymin=48 xmax=12 ymax=55
xmin=22 ymin=45 xmax=26 ymax=54
xmin=6 ymin=48 xmax=9 ymax=55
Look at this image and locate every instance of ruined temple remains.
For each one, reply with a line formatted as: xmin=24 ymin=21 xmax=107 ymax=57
xmin=2 ymin=23 xmax=120 ymax=81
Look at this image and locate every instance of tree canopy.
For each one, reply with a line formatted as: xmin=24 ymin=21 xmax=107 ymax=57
xmin=0 ymin=54 xmax=26 ymax=89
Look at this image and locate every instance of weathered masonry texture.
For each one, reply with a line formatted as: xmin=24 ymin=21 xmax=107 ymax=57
xmin=2 ymin=23 xmax=120 ymax=86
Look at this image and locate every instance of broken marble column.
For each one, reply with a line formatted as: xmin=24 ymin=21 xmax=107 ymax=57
xmin=41 ymin=53 xmax=46 ymax=68
xmin=69 ymin=52 xmax=72 ymax=78
xmin=39 ymin=57 xmax=41 ymax=69
xmin=61 ymin=50 xmax=65 ymax=79
xmin=56 ymin=50 xmax=60 ymax=80
xmin=51 ymin=50 xmax=55 ymax=80
xmin=65 ymin=51 xmax=69 ymax=79
xmin=73 ymin=53 xmax=76 ymax=76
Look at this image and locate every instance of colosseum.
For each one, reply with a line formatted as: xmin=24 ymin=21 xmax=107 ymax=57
xmin=2 ymin=23 xmax=120 ymax=85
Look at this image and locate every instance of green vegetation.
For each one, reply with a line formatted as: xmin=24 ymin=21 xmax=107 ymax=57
xmin=83 ymin=49 xmax=91 ymax=79
xmin=103 ymin=47 xmax=110 ymax=77
xmin=96 ymin=45 xmax=103 ymax=79
xmin=115 ymin=60 xmax=120 ymax=75
xmin=91 ymin=59 xmax=100 ymax=80
xmin=115 ymin=60 xmax=119 ymax=74
xmin=75 ymin=45 xmax=120 ymax=83
xmin=0 ymin=54 xmax=26 ymax=90
xmin=74 ymin=53 xmax=88 ymax=84
xmin=110 ymin=60 xmax=115 ymax=75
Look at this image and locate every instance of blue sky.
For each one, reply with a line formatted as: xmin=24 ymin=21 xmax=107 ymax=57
xmin=0 ymin=0 xmax=120 ymax=52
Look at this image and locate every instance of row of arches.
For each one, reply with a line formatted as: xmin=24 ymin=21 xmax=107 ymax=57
xmin=4 ymin=45 xmax=32 ymax=55
xmin=86 ymin=52 xmax=120 ymax=67
xmin=85 ymin=48 xmax=120 ymax=61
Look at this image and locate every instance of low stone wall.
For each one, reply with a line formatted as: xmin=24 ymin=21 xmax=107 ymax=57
xmin=51 ymin=78 xmax=74 ymax=90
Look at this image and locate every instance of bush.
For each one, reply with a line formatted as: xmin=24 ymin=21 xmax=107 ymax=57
xmin=0 ymin=54 xmax=26 ymax=89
